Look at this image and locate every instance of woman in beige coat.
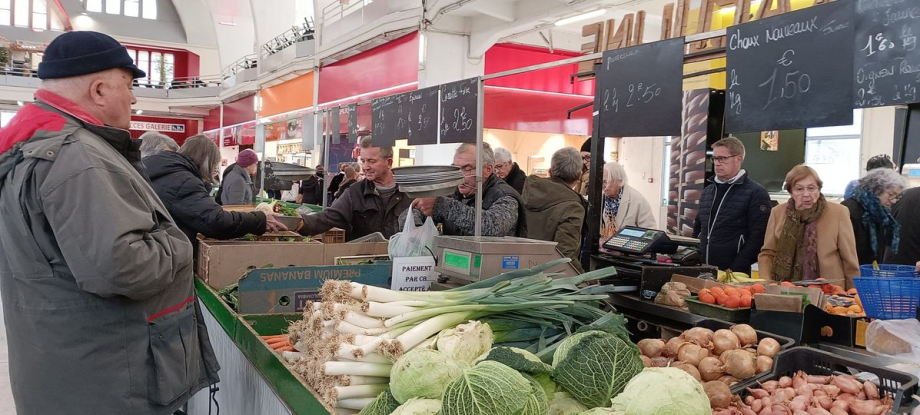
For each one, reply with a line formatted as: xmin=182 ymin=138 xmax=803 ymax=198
xmin=758 ymin=165 xmax=861 ymax=288
xmin=600 ymin=162 xmax=657 ymax=241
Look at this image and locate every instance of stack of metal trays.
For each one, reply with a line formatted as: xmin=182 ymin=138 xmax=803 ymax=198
xmin=266 ymin=161 xmax=316 ymax=182
xmin=392 ymin=166 xmax=464 ymax=198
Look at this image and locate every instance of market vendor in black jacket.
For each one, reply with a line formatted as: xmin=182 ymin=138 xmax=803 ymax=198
xmin=692 ymin=137 xmax=771 ymax=273
xmin=145 ymin=135 xmax=288 ymax=251
xmin=406 ymin=142 xmax=526 ymax=237
xmin=297 ymin=137 xmax=411 ymax=240
xmin=494 ymin=146 xmax=526 ymax=195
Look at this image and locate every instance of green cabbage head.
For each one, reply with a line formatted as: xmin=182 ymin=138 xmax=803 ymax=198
xmin=389 ymin=348 xmax=468 ymax=403
xmin=441 ymin=361 xmax=532 ymax=415
xmin=390 ymin=398 xmax=442 ymax=415
xmin=437 ymin=320 xmax=494 ymax=363
xmin=609 ymin=367 xmax=711 ymax=415
xmin=552 ymin=330 xmax=644 ymax=408
xmin=356 ymin=389 xmax=399 ymax=415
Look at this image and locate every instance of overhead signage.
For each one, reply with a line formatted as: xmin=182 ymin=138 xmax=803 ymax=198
xmin=597 ymin=37 xmax=685 ymax=137
xmin=725 ymin=0 xmax=856 ymax=133
xmin=129 ymin=121 xmax=186 ymax=133
xmin=439 ymin=77 xmax=479 ymax=144
xmin=853 ymin=0 xmax=920 ymax=108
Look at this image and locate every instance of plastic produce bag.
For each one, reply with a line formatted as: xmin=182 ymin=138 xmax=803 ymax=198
xmin=654 ymin=282 xmax=691 ymax=309
xmin=389 ymin=209 xmax=438 ymax=258
xmin=865 ymin=319 xmax=920 ymax=364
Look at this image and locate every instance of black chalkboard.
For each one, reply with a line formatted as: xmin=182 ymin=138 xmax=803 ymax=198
xmin=725 ymin=0 xmax=856 ymax=133
xmin=371 ymin=95 xmax=397 ymax=147
xmin=407 ymin=86 xmax=439 ymax=145
xmin=347 ymin=103 xmax=358 ymax=143
xmin=393 ymin=92 xmax=410 ymax=140
xmin=854 ymin=0 xmax=920 ymax=108
xmin=330 ymin=106 xmax=341 ymax=144
xmin=597 ymin=37 xmax=685 ymax=137
xmin=439 ymin=77 xmax=479 ymax=144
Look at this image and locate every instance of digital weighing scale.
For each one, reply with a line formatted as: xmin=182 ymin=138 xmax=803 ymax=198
xmin=431 ymin=236 xmax=579 ymax=287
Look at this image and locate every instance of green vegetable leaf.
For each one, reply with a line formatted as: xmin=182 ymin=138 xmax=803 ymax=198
xmin=516 ymin=374 xmax=550 ymax=415
xmin=441 ymin=361 xmax=531 ymax=415
xmin=357 ymin=388 xmax=400 ymax=415
xmin=478 ymin=347 xmax=552 ymax=375
xmin=552 ymin=331 xmax=645 ymax=408
xmin=389 ymin=348 xmax=467 ymax=404
xmin=609 ymin=367 xmax=711 ymax=415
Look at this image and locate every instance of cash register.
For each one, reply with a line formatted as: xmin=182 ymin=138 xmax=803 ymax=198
xmin=593 ymin=226 xmax=716 ymax=299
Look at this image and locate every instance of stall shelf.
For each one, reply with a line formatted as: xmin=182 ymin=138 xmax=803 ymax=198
xmin=191 ymin=278 xmax=333 ymax=415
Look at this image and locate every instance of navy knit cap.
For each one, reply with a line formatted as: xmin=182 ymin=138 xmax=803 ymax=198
xmin=38 ymin=31 xmax=146 ymax=80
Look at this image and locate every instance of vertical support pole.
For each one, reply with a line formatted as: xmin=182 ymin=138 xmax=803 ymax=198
xmin=322 ymin=110 xmax=331 ymax=210
xmin=474 ymin=77 xmax=485 ymax=237
xmin=582 ymin=63 xmax=606 ymax=270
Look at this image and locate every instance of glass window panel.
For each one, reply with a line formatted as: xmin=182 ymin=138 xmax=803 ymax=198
xmin=32 ymin=12 xmax=45 ymax=30
xmin=805 ymin=138 xmax=862 ymax=196
xmin=127 ymin=48 xmax=137 ymax=64
xmin=0 ymin=10 xmax=10 ymax=25
xmin=137 ymin=50 xmax=149 ymax=84
xmin=105 ymin=0 xmax=119 ymax=14
xmin=13 ymin=0 xmax=28 ymax=27
xmin=86 ymin=0 xmax=101 ymax=12
xmin=150 ymin=52 xmax=161 ymax=85
xmin=807 ymin=109 xmax=863 ymax=137
xmin=164 ymin=53 xmax=174 ymax=83
xmin=49 ymin=8 xmax=62 ymax=30
xmin=141 ymin=0 xmax=155 ymax=19
xmin=123 ymin=0 xmax=138 ymax=17
xmin=1 ymin=112 xmax=16 ymax=128
xmin=0 ymin=0 xmax=10 ymax=8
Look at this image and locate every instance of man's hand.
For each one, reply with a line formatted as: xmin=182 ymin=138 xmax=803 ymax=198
xmin=265 ymin=213 xmax=291 ymax=233
xmin=411 ymin=197 xmax=437 ymax=217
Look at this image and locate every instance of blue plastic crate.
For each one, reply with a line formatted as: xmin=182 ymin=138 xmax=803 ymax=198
xmin=853 ymin=265 xmax=920 ymax=320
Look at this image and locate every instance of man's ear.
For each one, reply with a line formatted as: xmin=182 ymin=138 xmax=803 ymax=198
xmin=89 ymin=78 xmax=107 ymax=107
xmin=387 ymin=157 xmax=393 ymax=168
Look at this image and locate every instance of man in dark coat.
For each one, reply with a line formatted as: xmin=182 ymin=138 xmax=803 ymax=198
xmin=692 ymin=137 xmax=771 ymax=274
xmin=886 ymin=186 xmax=920 ymax=265
xmin=409 ymin=142 xmax=526 ymax=237
xmin=0 ymin=31 xmax=218 ymax=414
xmin=493 ymin=146 xmax=526 ymax=195
xmin=523 ymin=147 xmax=586 ymax=271
xmin=297 ymin=138 xmax=410 ymax=240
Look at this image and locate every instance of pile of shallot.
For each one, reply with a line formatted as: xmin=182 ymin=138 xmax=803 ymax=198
xmin=713 ymin=370 xmax=893 ymax=415
xmin=636 ymin=324 xmax=781 ymax=387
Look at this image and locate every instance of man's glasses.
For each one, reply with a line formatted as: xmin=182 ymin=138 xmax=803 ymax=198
xmin=712 ymin=154 xmax=739 ymax=164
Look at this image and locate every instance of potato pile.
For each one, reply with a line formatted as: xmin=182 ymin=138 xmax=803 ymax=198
xmin=715 ymin=370 xmax=893 ymax=415
xmin=636 ymin=324 xmax=781 ymax=388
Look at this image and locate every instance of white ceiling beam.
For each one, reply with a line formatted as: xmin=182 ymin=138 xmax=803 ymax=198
xmin=467 ymin=1 xmax=516 ymax=22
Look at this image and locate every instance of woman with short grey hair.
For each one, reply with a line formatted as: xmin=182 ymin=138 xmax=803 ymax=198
xmin=601 ymin=161 xmax=656 ymax=240
xmin=138 ymin=130 xmax=179 ymax=159
xmin=842 ymin=168 xmax=908 ymax=265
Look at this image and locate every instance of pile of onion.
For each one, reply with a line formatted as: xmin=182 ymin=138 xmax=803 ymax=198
xmin=716 ymin=370 xmax=894 ymax=415
xmin=636 ymin=324 xmax=780 ymax=388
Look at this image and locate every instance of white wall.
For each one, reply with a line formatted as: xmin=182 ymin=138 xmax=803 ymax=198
xmin=860 ymin=106 xmax=897 ymax=171
xmin=252 ymin=0 xmax=297 ymax=46
xmin=619 ymin=136 xmax=666 ymax=230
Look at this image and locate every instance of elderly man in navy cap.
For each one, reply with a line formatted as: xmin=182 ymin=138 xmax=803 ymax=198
xmin=0 ymin=31 xmax=218 ymax=414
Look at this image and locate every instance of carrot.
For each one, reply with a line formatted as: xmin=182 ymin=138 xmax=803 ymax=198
xmin=261 ymin=335 xmax=288 ymax=341
xmin=265 ymin=337 xmax=289 ymax=344
xmin=277 ymin=346 xmax=295 ymax=352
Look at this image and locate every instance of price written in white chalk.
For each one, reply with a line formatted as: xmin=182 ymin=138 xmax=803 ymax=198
xmin=758 ymin=49 xmax=812 ymax=110
xmin=602 ymin=82 xmax=662 ymax=114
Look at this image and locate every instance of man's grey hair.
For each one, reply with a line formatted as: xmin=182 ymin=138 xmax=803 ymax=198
xmin=712 ymin=136 xmax=746 ymax=161
xmin=456 ymin=142 xmax=495 ymax=166
xmin=359 ymin=136 xmax=393 ymax=159
xmin=858 ymin=168 xmax=907 ymax=196
xmin=139 ymin=131 xmax=179 ymax=158
xmin=550 ymin=147 xmax=583 ymax=183
xmin=603 ymin=161 xmax=628 ymax=186
xmin=493 ymin=147 xmax=513 ymax=164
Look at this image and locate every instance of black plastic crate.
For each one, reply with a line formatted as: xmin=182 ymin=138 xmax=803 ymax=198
xmin=693 ymin=319 xmax=795 ymax=394
xmin=742 ymin=347 xmax=918 ymax=411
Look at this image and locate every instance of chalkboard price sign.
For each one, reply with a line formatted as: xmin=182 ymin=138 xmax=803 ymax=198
xmin=597 ymin=37 xmax=685 ymax=137
xmin=725 ymin=0 xmax=856 ymax=133
xmin=393 ymin=93 xmax=410 ymax=140
xmin=854 ymin=0 xmax=920 ymax=108
xmin=347 ymin=103 xmax=358 ymax=143
xmin=371 ymin=95 xmax=397 ymax=147
xmin=439 ymin=77 xmax=479 ymax=144
xmin=407 ymin=87 xmax=439 ymax=145
xmin=330 ymin=106 xmax=341 ymax=144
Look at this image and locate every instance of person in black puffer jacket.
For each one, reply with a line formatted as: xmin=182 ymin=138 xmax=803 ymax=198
xmin=145 ymin=135 xmax=287 ymax=256
xmin=692 ymin=137 xmax=772 ymax=274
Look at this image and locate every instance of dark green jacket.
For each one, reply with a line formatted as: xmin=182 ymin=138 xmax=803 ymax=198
xmin=522 ymin=176 xmax=586 ymax=272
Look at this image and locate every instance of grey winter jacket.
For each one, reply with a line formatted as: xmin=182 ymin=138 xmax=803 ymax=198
xmin=221 ymin=163 xmax=255 ymax=205
xmin=0 ymin=91 xmax=219 ymax=414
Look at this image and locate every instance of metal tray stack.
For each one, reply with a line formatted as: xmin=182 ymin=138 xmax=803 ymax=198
xmin=392 ymin=165 xmax=464 ymax=198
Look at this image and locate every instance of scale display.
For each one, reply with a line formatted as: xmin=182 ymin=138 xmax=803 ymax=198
xmin=603 ymin=226 xmax=665 ymax=255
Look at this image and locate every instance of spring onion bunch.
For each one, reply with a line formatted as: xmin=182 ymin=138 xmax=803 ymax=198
xmin=283 ymin=258 xmax=621 ymax=412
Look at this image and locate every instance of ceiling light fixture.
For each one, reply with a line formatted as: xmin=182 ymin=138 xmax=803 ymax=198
xmin=16 ymin=101 xmax=23 ymax=107
xmin=554 ymin=9 xmax=606 ymax=27
xmin=218 ymin=19 xmax=238 ymax=26
xmin=135 ymin=109 xmax=143 ymax=115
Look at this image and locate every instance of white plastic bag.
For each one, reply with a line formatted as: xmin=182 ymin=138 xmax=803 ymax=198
xmin=389 ymin=209 xmax=438 ymax=258
xmin=865 ymin=319 xmax=920 ymax=364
